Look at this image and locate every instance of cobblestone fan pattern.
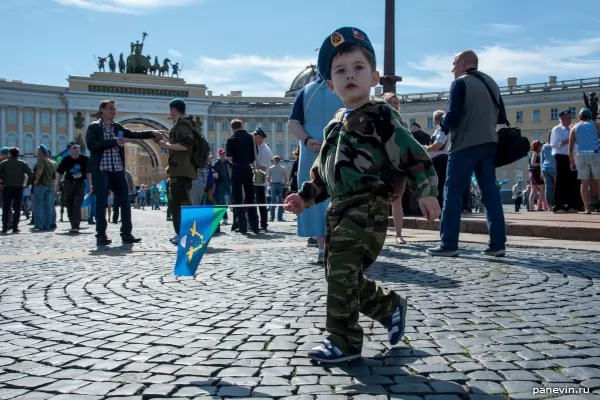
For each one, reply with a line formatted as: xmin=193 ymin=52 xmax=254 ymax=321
xmin=0 ymin=210 xmax=599 ymax=400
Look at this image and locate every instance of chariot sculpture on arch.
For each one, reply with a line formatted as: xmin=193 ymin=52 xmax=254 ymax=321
xmin=95 ymin=32 xmax=182 ymax=77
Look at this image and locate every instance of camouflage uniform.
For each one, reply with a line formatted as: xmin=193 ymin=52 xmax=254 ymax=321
xmin=298 ymin=101 xmax=438 ymax=355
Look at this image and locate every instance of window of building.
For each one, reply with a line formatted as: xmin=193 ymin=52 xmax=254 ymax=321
xmin=57 ymin=135 xmax=67 ymax=151
xmin=41 ymin=134 xmax=51 ymax=149
xmin=516 ymin=111 xmax=523 ymax=124
xmin=209 ymin=142 xmax=215 ymax=155
xmin=276 ymin=141 xmax=284 ymax=157
xmin=276 ymin=121 xmax=283 ymax=132
xmin=409 ymin=118 xmax=417 ymax=126
xmin=7 ymin=132 xmax=17 ymax=147
xmin=58 ymin=112 xmax=67 ymax=127
xmin=550 ymin=108 xmax=559 ymax=120
xmin=249 ymin=120 xmax=257 ymax=132
xmin=426 ymin=117 xmax=434 ymax=129
xmin=530 ymin=131 xmax=542 ymax=143
xmin=208 ymin=118 xmax=214 ymax=132
xmin=41 ymin=111 xmax=50 ymax=125
xmin=7 ymin=109 xmax=17 ymax=124
xmin=24 ymin=111 xmax=33 ymax=125
xmin=532 ymin=109 xmax=541 ymax=122
xmin=221 ymin=140 xmax=228 ymax=151
xmin=24 ymin=133 xmax=34 ymax=154
xmin=569 ymin=107 xmax=577 ymax=116
xmin=290 ymin=142 xmax=298 ymax=159
xmin=262 ymin=119 xmax=269 ymax=132
xmin=221 ymin=119 xmax=228 ymax=132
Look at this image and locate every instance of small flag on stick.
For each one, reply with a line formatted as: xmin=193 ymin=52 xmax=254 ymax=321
xmin=174 ymin=205 xmax=227 ymax=277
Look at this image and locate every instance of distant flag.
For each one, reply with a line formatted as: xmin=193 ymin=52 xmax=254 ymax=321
xmin=471 ymin=174 xmax=478 ymax=188
xmin=158 ymin=180 xmax=168 ymax=204
xmin=205 ymin=165 xmax=219 ymax=206
xmin=498 ymin=179 xmax=512 ymax=188
xmin=53 ymin=147 xmax=70 ymax=165
xmin=174 ymin=205 xmax=227 ymax=277
xmin=81 ymin=180 xmax=91 ymax=208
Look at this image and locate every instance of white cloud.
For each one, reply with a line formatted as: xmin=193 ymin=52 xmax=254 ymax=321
xmin=486 ymin=23 xmax=523 ymax=35
xmin=185 ymin=54 xmax=315 ymax=97
xmin=168 ymin=49 xmax=183 ymax=59
xmin=402 ymin=37 xmax=600 ymax=92
xmin=54 ymin=0 xmax=196 ymax=14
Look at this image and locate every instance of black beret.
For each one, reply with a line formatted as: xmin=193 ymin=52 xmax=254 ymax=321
xmin=558 ymin=109 xmax=571 ymax=117
xmin=253 ymin=127 xmax=266 ymax=138
xmin=169 ymin=98 xmax=186 ymax=113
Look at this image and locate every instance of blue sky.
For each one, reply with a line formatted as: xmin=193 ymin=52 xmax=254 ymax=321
xmin=1 ymin=0 xmax=599 ymax=97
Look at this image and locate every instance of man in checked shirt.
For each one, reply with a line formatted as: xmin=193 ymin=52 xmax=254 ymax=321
xmin=86 ymin=100 xmax=164 ymax=246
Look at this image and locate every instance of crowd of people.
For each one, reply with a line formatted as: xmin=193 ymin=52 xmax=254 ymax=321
xmin=510 ymin=108 xmax=600 ymax=213
xmin=1 ymin=24 xmax=600 ymax=366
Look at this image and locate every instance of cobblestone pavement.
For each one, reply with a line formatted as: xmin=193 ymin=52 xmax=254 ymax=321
xmin=1 ymin=209 xmax=600 ymax=400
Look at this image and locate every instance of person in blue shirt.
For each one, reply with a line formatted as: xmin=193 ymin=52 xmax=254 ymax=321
xmin=540 ymin=131 xmax=556 ymax=211
xmin=568 ymin=108 xmax=600 ymax=214
xmin=288 ymin=71 xmax=344 ymax=264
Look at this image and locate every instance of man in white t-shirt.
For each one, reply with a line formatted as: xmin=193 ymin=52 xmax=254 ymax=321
xmin=253 ymin=127 xmax=273 ymax=230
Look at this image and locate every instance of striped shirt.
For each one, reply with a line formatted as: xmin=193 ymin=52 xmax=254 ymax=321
xmin=192 ymin=167 xmax=208 ymax=188
xmin=99 ymin=121 xmax=123 ymax=172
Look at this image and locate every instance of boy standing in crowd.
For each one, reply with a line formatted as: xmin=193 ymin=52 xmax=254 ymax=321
xmin=285 ymin=27 xmax=440 ymax=363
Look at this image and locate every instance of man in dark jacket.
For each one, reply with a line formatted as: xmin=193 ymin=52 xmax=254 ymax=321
xmin=0 ymin=147 xmax=34 ymax=234
xmin=226 ymin=119 xmax=259 ymax=234
xmin=86 ymin=99 xmax=163 ymax=246
xmin=409 ymin=123 xmax=432 ymax=146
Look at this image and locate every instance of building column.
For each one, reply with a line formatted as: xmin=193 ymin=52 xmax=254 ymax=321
xmin=17 ymin=107 xmax=24 ymax=150
xmin=284 ymin=121 xmax=290 ymax=160
xmin=0 ymin=106 xmax=6 ymax=146
xmin=244 ymin=121 xmax=248 ymax=131
xmin=51 ymin=109 xmax=57 ymax=154
xmin=85 ymin=111 xmax=90 ymax=130
xmin=202 ymin=115 xmax=209 ymax=152
xmin=35 ymin=108 xmax=41 ymax=149
xmin=270 ymin=119 xmax=276 ymax=152
xmin=216 ymin=118 xmax=221 ymax=152
xmin=68 ymin=110 xmax=74 ymax=142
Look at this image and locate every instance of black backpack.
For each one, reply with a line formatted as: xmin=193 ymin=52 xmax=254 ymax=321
xmin=185 ymin=116 xmax=210 ymax=169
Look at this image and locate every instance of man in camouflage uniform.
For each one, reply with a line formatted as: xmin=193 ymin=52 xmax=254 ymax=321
xmin=158 ymin=98 xmax=197 ymax=245
xmin=285 ymin=27 xmax=440 ymax=363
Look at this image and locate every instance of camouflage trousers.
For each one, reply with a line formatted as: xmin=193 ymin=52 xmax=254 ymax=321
xmin=324 ymin=191 xmax=401 ymax=355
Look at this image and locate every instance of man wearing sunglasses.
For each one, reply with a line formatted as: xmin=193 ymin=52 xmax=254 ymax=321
xmin=55 ymin=141 xmax=91 ymax=233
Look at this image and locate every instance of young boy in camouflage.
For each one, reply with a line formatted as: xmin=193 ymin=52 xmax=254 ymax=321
xmin=284 ymin=27 xmax=441 ymax=363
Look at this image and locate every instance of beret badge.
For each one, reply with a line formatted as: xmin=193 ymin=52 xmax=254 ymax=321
xmin=330 ymin=32 xmax=345 ymax=47
xmin=352 ymin=28 xmax=366 ymax=41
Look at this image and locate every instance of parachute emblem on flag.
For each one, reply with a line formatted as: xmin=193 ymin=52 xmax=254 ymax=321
xmin=179 ymin=220 xmax=207 ymax=263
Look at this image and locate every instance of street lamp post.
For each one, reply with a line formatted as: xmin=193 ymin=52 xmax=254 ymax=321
xmin=380 ymin=0 xmax=402 ymax=93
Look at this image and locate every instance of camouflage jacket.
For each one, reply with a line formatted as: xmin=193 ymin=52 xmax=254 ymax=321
xmin=297 ymin=100 xmax=438 ymax=207
xmin=167 ymin=116 xmax=197 ymax=180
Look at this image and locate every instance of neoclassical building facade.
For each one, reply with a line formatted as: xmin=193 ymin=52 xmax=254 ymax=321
xmin=1 ymin=66 xmax=598 ymax=186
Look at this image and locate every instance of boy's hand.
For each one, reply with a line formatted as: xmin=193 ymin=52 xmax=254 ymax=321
xmin=418 ymin=196 xmax=441 ymax=222
xmin=284 ymin=193 xmax=306 ymax=215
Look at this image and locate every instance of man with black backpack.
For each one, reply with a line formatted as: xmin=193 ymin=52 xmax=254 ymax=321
xmin=426 ymin=50 xmax=507 ymax=258
xmin=159 ymin=98 xmax=209 ymax=245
